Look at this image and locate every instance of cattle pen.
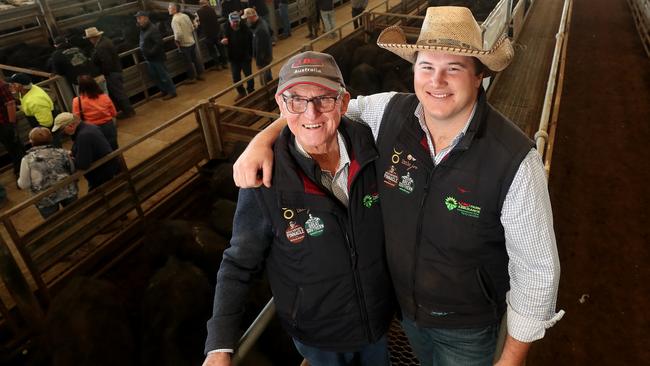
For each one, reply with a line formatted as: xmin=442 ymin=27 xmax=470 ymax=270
xmin=0 ymin=0 xmax=570 ymax=364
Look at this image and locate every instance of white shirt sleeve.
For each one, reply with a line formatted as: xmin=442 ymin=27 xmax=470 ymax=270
xmin=345 ymin=92 xmax=397 ymax=140
xmin=501 ymin=149 xmax=564 ymax=342
xmin=17 ymin=157 xmax=31 ymax=190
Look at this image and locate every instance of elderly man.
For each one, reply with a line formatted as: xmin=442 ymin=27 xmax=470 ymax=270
xmin=85 ymin=27 xmax=135 ymax=119
xmin=52 ymin=112 xmax=119 ymax=191
xmin=169 ymin=2 xmax=205 ymax=83
xmin=136 ymin=11 xmax=177 ymax=100
xmin=202 ymin=51 xmax=394 ymax=366
xmin=7 ymin=73 xmax=53 ymax=129
xmin=232 ymin=6 xmax=564 ymax=366
xmin=242 ymin=7 xmax=273 ymax=83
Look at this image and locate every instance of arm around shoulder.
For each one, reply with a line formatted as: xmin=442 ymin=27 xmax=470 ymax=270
xmin=232 ymin=117 xmax=286 ymax=188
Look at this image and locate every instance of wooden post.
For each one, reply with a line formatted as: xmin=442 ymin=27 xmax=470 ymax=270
xmin=0 ymin=238 xmax=45 ymax=333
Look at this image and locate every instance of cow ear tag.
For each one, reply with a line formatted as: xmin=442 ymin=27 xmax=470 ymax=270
xmin=286 ymin=221 xmax=306 ymax=244
xmin=305 ymin=214 xmax=325 ymax=237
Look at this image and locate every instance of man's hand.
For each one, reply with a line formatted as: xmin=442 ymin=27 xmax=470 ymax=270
xmin=233 ymin=140 xmax=274 ymax=188
xmin=202 ymin=352 xmax=232 ymax=366
xmin=221 ymin=38 xmax=229 ymax=45
xmin=494 ymin=334 xmax=530 ymax=366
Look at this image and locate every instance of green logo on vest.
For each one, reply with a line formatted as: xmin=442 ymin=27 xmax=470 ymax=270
xmin=444 ymin=196 xmax=481 ymax=218
xmin=305 ymin=214 xmax=325 ymax=236
xmin=444 ymin=196 xmax=458 ymax=211
xmin=362 ymin=193 xmax=379 ymax=208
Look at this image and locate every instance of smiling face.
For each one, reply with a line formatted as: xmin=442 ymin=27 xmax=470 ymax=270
xmin=413 ymin=51 xmax=483 ymax=127
xmin=276 ymin=84 xmax=350 ymax=155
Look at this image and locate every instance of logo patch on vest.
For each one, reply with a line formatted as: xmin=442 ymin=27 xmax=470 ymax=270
xmin=383 ymin=165 xmax=399 ymax=187
xmin=362 ymin=193 xmax=379 ymax=208
xmin=444 ymin=196 xmax=481 ymax=218
xmin=285 ymin=221 xmax=306 ymax=244
xmin=398 ymin=172 xmax=414 ymax=194
xmin=400 ymin=153 xmax=418 ymax=171
xmin=305 ymin=214 xmax=325 ymax=237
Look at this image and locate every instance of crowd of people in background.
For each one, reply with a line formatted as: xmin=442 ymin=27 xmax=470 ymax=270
xmin=0 ymin=0 xmax=369 ymax=214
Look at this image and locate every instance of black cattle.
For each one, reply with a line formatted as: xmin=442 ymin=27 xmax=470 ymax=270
xmin=141 ymin=257 xmax=213 ymax=366
xmin=142 ymin=219 xmax=229 ymax=279
xmin=0 ymin=43 xmax=53 ymax=72
xmin=348 ymin=63 xmax=382 ymax=97
xmin=42 ymin=277 xmax=137 ymax=366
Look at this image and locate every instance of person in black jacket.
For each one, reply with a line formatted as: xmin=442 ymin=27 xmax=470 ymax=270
xmin=52 ymin=112 xmax=120 ymax=191
xmin=242 ymin=8 xmax=272 ymax=83
xmin=196 ymin=0 xmax=229 ymax=70
xmin=136 ymin=11 xmax=177 ymax=100
xmin=84 ymin=27 xmax=135 ymax=119
xmin=203 ymin=51 xmax=393 ymax=366
xmin=48 ymin=36 xmax=98 ymax=95
xmin=221 ymin=12 xmax=253 ymax=100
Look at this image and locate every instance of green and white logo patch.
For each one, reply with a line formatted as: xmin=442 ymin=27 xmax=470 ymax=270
xmin=444 ymin=196 xmax=481 ymax=218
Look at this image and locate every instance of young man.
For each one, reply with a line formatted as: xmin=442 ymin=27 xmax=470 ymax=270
xmin=202 ymin=51 xmax=394 ymax=366
xmin=232 ymin=7 xmax=564 ymax=366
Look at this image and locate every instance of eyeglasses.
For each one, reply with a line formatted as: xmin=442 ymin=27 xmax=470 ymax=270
xmin=281 ymin=93 xmax=341 ymax=114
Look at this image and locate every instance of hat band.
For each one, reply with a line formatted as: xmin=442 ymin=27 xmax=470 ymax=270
xmin=395 ymin=34 xmax=507 ymax=56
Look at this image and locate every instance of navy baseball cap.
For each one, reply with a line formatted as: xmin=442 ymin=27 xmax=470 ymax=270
xmin=6 ymin=73 xmax=31 ymax=86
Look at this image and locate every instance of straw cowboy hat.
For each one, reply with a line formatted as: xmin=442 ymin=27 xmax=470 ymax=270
xmin=83 ymin=27 xmax=104 ymax=39
xmin=377 ymin=6 xmax=514 ymax=73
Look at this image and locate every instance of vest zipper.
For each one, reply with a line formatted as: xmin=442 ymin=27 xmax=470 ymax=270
xmin=343 ymin=228 xmax=372 ymax=342
xmin=411 ymin=169 xmax=433 ymax=323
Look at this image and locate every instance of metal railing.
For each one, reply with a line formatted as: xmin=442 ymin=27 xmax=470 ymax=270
xmin=628 ymin=0 xmax=650 ymax=57
xmin=534 ymin=0 xmax=573 ymax=177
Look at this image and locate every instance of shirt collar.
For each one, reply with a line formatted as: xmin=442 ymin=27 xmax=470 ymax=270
xmin=294 ymin=130 xmax=350 ymax=174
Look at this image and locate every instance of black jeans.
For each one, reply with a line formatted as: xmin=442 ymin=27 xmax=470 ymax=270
xmin=203 ymin=36 xmax=228 ymax=67
xmin=106 ymin=72 xmax=134 ymax=114
xmin=352 ymin=7 xmax=365 ymax=29
xmin=0 ymin=123 xmax=25 ymax=175
xmin=230 ymin=60 xmax=254 ymax=95
xmin=180 ymin=44 xmax=205 ymax=80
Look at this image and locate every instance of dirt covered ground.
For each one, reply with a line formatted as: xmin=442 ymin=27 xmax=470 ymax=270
xmin=528 ymin=0 xmax=650 ymax=364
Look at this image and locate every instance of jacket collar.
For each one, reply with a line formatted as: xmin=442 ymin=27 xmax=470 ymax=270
xmin=272 ymin=116 xmax=378 ymax=196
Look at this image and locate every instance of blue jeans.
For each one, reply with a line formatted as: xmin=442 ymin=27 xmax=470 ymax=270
xmin=400 ymin=318 xmax=500 ymax=366
xmin=292 ymin=335 xmax=390 ymax=366
xmin=279 ymin=3 xmax=291 ymax=36
xmin=146 ymin=60 xmax=176 ymax=96
xmin=230 ymin=60 xmax=254 ymax=95
xmin=37 ymin=195 xmax=78 ymax=219
xmin=321 ymin=10 xmax=336 ymax=35
xmin=179 ymin=44 xmax=204 ymax=80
